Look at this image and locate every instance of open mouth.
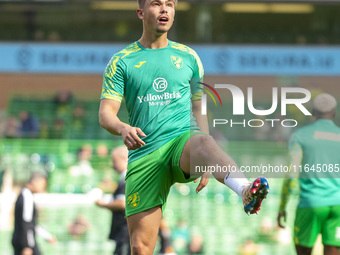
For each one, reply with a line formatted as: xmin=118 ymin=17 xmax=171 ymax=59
xmin=159 ymin=16 xmax=169 ymax=24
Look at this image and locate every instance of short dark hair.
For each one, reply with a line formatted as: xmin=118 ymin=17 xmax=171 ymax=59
xmin=137 ymin=0 xmax=178 ymax=8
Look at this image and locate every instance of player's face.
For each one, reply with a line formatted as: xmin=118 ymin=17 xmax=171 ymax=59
xmin=112 ymin=152 xmax=128 ymax=173
xmin=33 ymin=178 xmax=47 ymax=193
xmin=139 ymin=0 xmax=176 ymax=35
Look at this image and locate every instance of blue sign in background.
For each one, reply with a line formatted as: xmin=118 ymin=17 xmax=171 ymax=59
xmin=1 ymin=43 xmax=340 ymax=76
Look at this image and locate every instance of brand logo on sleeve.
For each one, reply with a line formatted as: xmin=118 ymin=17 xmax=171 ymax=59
xmin=153 ymin=77 xmax=168 ymax=92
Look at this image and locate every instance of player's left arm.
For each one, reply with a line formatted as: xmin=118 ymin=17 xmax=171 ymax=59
xmin=190 ymin=50 xmax=208 ymax=135
xmin=190 ymin=53 xmax=211 ymax=191
xmin=192 ymin=99 xmax=211 ymax=192
xmin=192 ymin=100 xmax=209 ymax=135
xmin=190 ymin=98 xmax=211 ymax=192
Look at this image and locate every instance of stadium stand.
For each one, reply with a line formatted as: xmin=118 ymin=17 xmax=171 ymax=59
xmin=0 ymin=126 xmax=299 ymax=254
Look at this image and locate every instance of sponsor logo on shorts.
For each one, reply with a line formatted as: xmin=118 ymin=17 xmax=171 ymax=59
xmin=127 ymin=192 xmax=140 ymax=208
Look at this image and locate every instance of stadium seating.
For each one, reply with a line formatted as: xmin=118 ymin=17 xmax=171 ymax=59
xmin=0 ymin=95 xmax=307 ymax=254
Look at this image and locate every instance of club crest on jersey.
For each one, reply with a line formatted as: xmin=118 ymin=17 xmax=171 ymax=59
xmin=127 ymin=192 xmax=140 ymax=208
xmin=171 ymin=56 xmax=183 ymax=69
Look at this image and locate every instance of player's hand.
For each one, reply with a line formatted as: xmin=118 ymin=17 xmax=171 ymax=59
xmin=48 ymin=236 xmax=57 ymax=245
xmin=120 ymin=126 xmax=146 ymax=150
xmin=95 ymin=199 xmax=104 ymax=207
xmin=277 ymin=212 xmax=286 ymax=228
xmin=194 ymin=171 xmax=211 ymax=193
xmin=21 ymin=248 xmax=33 ymax=255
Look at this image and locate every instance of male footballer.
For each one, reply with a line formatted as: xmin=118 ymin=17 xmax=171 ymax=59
xmin=99 ymin=1 xmax=269 ymax=254
xmin=278 ymin=93 xmax=340 ymax=255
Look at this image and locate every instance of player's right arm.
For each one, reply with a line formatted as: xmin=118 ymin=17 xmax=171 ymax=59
xmin=100 ymin=56 xmax=146 ymax=150
xmin=277 ymin=136 xmax=302 ymax=228
xmin=277 ymin=178 xmax=297 ymax=228
xmin=95 ymin=198 xmax=125 ymax=211
xmin=99 ymin=99 xmax=146 ymax=150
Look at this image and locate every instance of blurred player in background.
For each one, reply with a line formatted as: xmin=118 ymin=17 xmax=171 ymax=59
xmin=158 ymin=219 xmax=175 ymax=255
xmin=278 ymin=93 xmax=340 ymax=255
xmin=99 ymin=0 xmax=269 ymax=254
xmin=12 ymin=172 xmax=56 ymax=255
xmin=96 ymin=146 xmax=130 ymax=255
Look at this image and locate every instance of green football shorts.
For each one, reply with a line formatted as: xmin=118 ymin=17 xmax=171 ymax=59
xmin=294 ymin=205 xmax=340 ymax=247
xmin=125 ymin=130 xmax=205 ymax=217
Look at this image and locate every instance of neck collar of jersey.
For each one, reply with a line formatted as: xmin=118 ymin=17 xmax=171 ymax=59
xmin=315 ymin=119 xmax=335 ymax=125
xmin=137 ymin=40 xmax=172 ymax=51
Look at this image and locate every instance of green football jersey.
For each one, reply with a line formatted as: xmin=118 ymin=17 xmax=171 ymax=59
xmin=289 ymin=119 xmax=340 ymax=208
xmin=101 ymin=40 xmax=204 ymax=163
